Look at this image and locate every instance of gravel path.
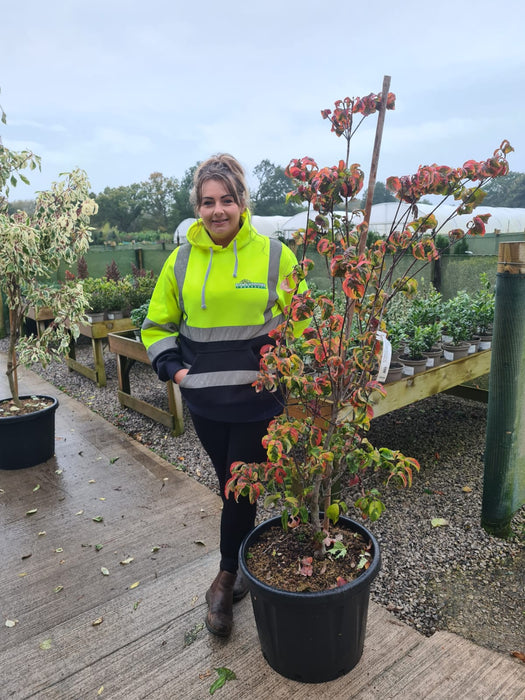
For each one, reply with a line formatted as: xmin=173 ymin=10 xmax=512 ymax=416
xmin=3 ymin=336 xmax=523 ymax=657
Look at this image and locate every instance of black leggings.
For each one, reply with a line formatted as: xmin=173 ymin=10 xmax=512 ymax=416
xmin=190 ymin=412 xmax=270 ymax=573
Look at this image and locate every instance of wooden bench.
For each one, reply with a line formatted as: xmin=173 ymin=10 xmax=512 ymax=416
xmin=108 ymin=330 xmax=184 ymax=436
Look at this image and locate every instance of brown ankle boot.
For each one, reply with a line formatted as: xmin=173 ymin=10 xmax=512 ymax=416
xmin=205 ymin=570 xmax=236 ymax=637
xmin=232 ymin=570 xmax=249 ymax=602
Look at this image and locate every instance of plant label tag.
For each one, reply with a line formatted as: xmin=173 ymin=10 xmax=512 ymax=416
xmin=403 ymin=364 xmax=415 ymax=375
xmin=376 ymin=331 xmax=391 ymax=383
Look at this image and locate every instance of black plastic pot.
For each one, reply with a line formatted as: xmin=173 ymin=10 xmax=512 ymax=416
xmin=0 ymin=395 xmax=59 ymax=469
xmin=239 ymin=515 xmax=380 ymax=683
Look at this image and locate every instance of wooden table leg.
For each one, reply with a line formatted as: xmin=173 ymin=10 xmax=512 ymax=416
xmin=167 ymin=381 xmax=184 ymax=436
xmin=92 ymin=338 xmax=107 ymax=387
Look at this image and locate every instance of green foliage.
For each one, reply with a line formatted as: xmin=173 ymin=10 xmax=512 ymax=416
xmin=360 ymin=180 xmax=396 ymax=206
xmin=252 ymin=159 xmax=302 ymax=215
xmin=442 ymin=291 xmax=476 ymax=343
xmin=482 ymin=170 xmax=525 ymax=207
xmin=225 ymin=90 xmax=512 ymax=553
xmin=471 ymin=272 xmax=495 ymax=334
xmin=91 ymin=183 xmax=143 ymax=233
xmin=209 ymin=667 xmax=236 ymax=695
xmin=130 ymin=302 xmax=150 ymax=329
xmin=0 ymin=109 xmax=97 ymax=404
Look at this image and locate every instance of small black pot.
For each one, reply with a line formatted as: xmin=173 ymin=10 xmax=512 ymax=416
xmin=0 ymin=395 xmax=59 ymax=469
xmin=239 ymin=515 xmax=380 ymax=683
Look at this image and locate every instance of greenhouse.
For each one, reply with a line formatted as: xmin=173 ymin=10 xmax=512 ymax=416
xmin=175 ymin=205 xmax=525 ymax=243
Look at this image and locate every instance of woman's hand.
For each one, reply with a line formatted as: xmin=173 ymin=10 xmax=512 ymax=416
xmin=174 ymin=368 xmax=189 ymax=384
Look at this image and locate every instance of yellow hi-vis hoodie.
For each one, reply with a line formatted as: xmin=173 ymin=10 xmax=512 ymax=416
xmin=141 ymin=211 xmax=307 ymax=422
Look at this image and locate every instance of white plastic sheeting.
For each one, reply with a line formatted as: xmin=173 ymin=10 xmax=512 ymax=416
xmin=174 ymin=206 xmax=525 ymax=243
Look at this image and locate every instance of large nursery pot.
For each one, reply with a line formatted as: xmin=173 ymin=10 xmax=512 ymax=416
xmin=0 ymin=395 xmax=59 ymax=469
xmin=239 ymin=514 xmax=381 ymax=683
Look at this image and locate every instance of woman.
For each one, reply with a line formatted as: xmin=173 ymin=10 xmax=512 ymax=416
xmin=142 ymin=154 xmax=306 ymax=637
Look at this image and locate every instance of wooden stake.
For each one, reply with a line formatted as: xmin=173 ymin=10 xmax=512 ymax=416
xmin=358 ymin=75 xmax=391 ymax=255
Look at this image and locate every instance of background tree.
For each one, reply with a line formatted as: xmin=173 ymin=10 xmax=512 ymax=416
xmin=135 ymin=171 xmax=179 ymax=232
xmin=7 ymin=199 xmax=35 ymax=216
xmin=482 ymin=170 xmax=525 ymax=207
xmin=92 ymin=183 xmax=144 ymax=232
xmin=251 ymin=159 xmax=302 ymax=216
xmin=360 ymin=180 xmax=397 ymax=206
xmin=173 ymin=163 xmax=199 ymax=226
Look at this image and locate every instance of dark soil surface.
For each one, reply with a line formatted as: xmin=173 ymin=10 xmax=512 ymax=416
xmin=245 ymin=521 xmax=373 ymax=592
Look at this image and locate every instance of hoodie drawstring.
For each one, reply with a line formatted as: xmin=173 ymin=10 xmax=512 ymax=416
xmin=232 ymin=239 xmax=238 ymax=278
xmin=201 ymin=247 xmax=213 ymax=309
xmin=201 ymin=240 xmax=239 ymax=310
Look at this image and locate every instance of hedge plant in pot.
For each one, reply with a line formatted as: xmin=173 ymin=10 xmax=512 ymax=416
xmin=472 ymin=272 xmax=495 ymax=349
xmin=442 ymin=291 xmax=475 ymax=361
xmin=226 ymin=88 xmax=513 ymax=683
xmin=0 ymin=105 xmax=97 ymax=469
xmin=130 ymin=302 xmax=150 ymax=340
xmin=401 ymin=321 xmax=443 ymax=374
xmin=82 ymin=277 xmax=108 ymax=322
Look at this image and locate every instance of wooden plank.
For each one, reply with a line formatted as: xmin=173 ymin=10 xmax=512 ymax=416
xmin=65 ymin=356 xmax=98 ymax=383
xmin=357 ymin=630 xmax=525 ymax=700
xmin=117 ymin=390 xmax=175 ymax=429
xmin=352 ymin=350 xmax=492 ymax=421
xmin=108 ymin=330 xmax=148 ymax=363
xmin=78 ymin=318 xmax=135 ymax=340
xmin=109 ymin=330 xmax=185 ymax=435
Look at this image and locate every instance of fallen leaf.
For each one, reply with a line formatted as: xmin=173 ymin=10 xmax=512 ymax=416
xmin=183 ymin=622 xmax=204 ymax=647
xmin=191 ymin=595 xmax=198 ymax=606
xmin=76 ymin=510 xmax=84 ymax=515
xmin=101 ymin=567 xmax=110 ymax=576
xmin=33 ymin=484 xmax=40 ymax=492
xmin=431 ymin=518 xmax=449 ymax=528
xmin=92 ymin=516 xmax=104 ymax=523
xmin=462 ymin=486 xmax=473 ymax=493
xmin=5 ymin=619 xmax=18 ymax=628
xmin=133 ymin=600 xmax=142 ymax=610
xmin=95 ymin=544 xmax=104 ymax=551
xmin=210 ymin=667 xmax=236 ymax=695
xmin=151 ymin=546 xmax=160 ymax=553
xmin=0 ymin=488 xmax=5 ymax=494
xmin=55 ymin=469 xmax=63 ymax=475
xmin=88 ymin=479 xmax=96 ymax=484
xmin=120 ymin=557 xmax=134 ymax=565
xmin=26 ymin=509 xmax=38 ymax=516
xmin=99 ymin=497 xmax=106 ymax=501
xmin=38 ymin=531 xmax=46 ymax=537
xmin=194 ymin=540 xmax=206 ymax=547
xmin=39 ymin=639 xmax=53 ymax=650
xmin=129 ymin=581 xmax=140 ymax=589
xmin=92 ymin=617 xmax=104 ymax=626
xmin=97 ymin=686 xmax=104 ymax=695
xmin=54 ymin=548 xmax=63 ymax=553
xmin=18 ymin=572 xmax=28 ymax=578
xmin=511 ymin=651 xmax=525 ymax=663
xmin=109 ymin=457 xmax=119 ymax=464
xmin=54 ymin=585 xmax=64 ymax=593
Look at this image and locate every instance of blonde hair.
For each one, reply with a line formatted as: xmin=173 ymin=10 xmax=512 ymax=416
xmin=190 ymin=153 xmax=250 ymax=215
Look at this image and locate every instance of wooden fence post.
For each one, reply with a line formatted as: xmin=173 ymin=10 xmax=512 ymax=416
xmin=481 ymin=241 xmax=525 ymax=536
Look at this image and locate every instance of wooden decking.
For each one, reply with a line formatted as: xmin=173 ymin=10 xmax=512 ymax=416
xmin=1 ymin=361 xmax=523 ymax=699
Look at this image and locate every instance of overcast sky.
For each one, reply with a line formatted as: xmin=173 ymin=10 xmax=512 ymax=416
xmin=2 ymin=0 xmax=524 ymax=200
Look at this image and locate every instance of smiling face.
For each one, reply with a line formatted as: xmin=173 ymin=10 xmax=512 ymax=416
xmin=197 ymin=179 xmax=245 ymax=247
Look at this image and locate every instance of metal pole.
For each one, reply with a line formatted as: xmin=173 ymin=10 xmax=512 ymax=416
xmin=481 ymin=241 xmax=525 ymax=536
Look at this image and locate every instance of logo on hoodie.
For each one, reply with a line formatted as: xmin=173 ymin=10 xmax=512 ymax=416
xmin=235 ymin=278 xmax=267 ymax=290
